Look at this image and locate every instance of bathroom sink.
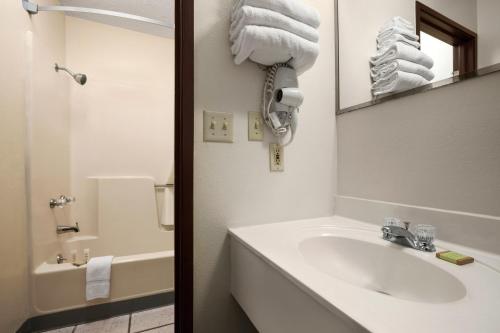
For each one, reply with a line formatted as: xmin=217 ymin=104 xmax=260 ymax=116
xmin=299 ymin=236 xmax=466 ymax=303
xmin=230 ymin=216 xmax=500 ymax=333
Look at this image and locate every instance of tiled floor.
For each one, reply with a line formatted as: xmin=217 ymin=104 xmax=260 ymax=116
xmin=42 ymin=305 xmax=174 ymax=333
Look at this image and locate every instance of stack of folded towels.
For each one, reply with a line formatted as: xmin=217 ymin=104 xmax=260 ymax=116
xmin=230 ymin=0 xmax=320 ymax=74
xmin=370 ymin=17 xmax=435 ymax=96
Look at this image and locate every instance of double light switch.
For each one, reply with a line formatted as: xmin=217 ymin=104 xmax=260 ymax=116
xmin=203 ymin=111 xmax=234 ymax=143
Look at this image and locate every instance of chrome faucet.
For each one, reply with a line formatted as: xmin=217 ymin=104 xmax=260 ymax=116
xmin=381 ymin=220 xmax=436 ymax=252
xmin=56 ymin=222 xmax=80 ymax=235
xmin=56 ymin=254 xmax=67 ymax=264
xmin=49 ymin=195 xmax=76 ymax=209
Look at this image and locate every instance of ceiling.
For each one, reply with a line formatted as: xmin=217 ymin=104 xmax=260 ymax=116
xmin=59 ymin=0 xmax=175 ymax=38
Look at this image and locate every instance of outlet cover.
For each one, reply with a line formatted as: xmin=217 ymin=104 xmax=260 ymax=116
xmin=203 ymin=111 xmax=233 ymax=143
xmin=269 ymin=143 xmax=284 ymax=172
xmin=248 ymin=111 xmax=264 ymax=141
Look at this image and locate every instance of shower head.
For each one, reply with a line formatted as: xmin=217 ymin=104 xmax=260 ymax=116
xmin=55 ymin=63 xmax=87 ymax=85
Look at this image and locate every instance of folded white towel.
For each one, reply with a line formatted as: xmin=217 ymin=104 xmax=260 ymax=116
xmin=230 ymin=6 xmax=319 ymax=43
xmin=371 ymin=59 xmax=435 ymax=82
xmin=231 ymin=25 xmax=319 ymax=74
xmin=378 ymin=33 xmax=420 ymax=51
xmin=372 ymin=71 xmax=429 ymax=96
xmin=370 ymin=42 xmax=434 ymax=69
xmin=378 ymin=26 xmax=419 ymax=44
xmin=231 ymin=0 xmax=321 ymax=29
xmin=380 ymin=16 xmax=414 ymax=32
xmin=86 ymin=256 xmax=113 ymax=301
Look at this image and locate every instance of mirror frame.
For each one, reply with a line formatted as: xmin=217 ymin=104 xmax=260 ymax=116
xmin=334 ymin=0 xmax=500 ymax=115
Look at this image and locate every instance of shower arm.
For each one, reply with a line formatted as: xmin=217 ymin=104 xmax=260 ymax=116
xmin=55 ymin=64 xmax=74 ymax=77
xmin=22 ymin=0 xmax=174 ymax=29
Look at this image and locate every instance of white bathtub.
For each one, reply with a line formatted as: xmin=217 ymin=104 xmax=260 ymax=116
xmin=32 ymin=250 xmax=174 ymax=314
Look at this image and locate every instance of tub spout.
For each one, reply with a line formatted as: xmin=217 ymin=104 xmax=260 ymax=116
xmin=56 ymin=222 xmax=80 ymax=235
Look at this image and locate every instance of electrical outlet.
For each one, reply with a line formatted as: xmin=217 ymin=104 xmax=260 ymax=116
xmin=248 ymin=111 xmax=264 ymax=141
xmin=269 ymin=144 xmax=284 ymax=172
xmin=203 ymin=111 xmax=234 ymax=143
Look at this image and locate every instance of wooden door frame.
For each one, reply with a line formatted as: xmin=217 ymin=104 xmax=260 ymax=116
xmin=415 ymin=1 xmax=477 ymax=74
xmin=174 ymin=0 xmax=194 ymax=332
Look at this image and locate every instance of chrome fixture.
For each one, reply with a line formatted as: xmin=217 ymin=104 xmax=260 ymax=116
xmin=55 ymin=63 xmax=87 ymax=85
xmin=21 ymin=0 xmax=174 ymax=28
xmin=381 ymin=219 xmax=436 ymax=252
xmin=56 ymin=254 xmax=67 ymax=264
xmin=49 ymin=195 xmax=76 ymax=209
xmin=56 ymin=222 xmax=80 ymax=235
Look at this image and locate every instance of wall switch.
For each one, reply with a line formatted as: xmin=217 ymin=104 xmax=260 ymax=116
xmin=269 ymin=144 xmax=284 ymax=172
xmin=248 ymin=112 xmax=264 ymax=141
xmin=203 ymin=111 xmax=233 ymax=143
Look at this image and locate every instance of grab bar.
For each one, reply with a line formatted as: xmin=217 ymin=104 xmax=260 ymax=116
xmin=154 ymin=183 xmax=175 ymax=189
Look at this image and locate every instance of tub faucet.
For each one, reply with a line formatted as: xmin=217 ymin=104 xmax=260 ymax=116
xmin=381 ymin=221 xmax=435 ymax=252
xmin=56 ymin=222 xmax=80 ymax=235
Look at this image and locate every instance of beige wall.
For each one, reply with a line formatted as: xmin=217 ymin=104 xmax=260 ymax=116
xmin=339 ymin=0 xmax=478 ymax=109
xmin=193 ymin=0 xmax=337 ymax=331
xmin=64 ymin=17 xmax=175 ymax=254
xmin=0 ymin=1 xmax=31 ymax=331
xmin=338 ymin=72 xmax=500 ymax=224
xmin=28 ymin=1 xmax=71 ymax=272
xmin=477 ymin=0 xmax=500 ymax=68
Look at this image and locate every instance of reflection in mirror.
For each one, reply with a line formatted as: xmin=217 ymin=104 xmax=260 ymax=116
xmin=337 ymin=0 xmax=500 ymax=112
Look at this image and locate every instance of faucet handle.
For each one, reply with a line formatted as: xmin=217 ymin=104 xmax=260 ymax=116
xmin=414 ymin=224 xmax=436 ymax=244
xmin=383 ymin=217 xmax=403 ymax=228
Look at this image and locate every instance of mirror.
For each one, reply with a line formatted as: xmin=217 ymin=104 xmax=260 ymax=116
xmin=336 ymin=0 xmax=500 ymax=113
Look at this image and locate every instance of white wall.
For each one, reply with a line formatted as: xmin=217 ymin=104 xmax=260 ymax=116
xmin=0 ymin=1 xmax=31 ymax=331
xmin=337 ymin=72 xmax=500 ymax=249
xmin=193 ymin=0 xmax=337 ymax=331
xmin=339 ymin=0 xmax=478 ymax=109
xmin=477 ymin=0 xmax=500 ymax=68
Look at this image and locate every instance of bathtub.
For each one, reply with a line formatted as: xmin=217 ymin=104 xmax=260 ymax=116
xmin=32 ymin=250 xmax=174 ymax=314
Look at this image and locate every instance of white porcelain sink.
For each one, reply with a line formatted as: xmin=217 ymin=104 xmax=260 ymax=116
xmin=299 ymin=236 xmax=466 ymax=303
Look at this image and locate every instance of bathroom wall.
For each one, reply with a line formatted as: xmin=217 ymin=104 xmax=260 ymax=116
xmin=337 ymin=71 xmax=500 ymax=252
xmin=193 ymin=0 xmax=337 ymax=331
xmin=0 ymin=2 xmax=31 ymax=331
xmin=28 ymin=0 xmax=72 ymax=273
xmin=339 ymin=0 xmax=478 ymax=109
xmin=477 ymin=0 xmax=500 ymax=68
xmin=64 ymin=16 xmax=175 ymax=255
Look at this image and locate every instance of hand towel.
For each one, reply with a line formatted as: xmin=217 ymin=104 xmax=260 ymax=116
xmin=372 ymin=71 xmax=429 ymax=96
xmin=86 ymin=256 xmax=113 ymax=301
xmin=378 ymin=26 xmax=419 ymax=44
xmin=231 ymin=25 xmax=319 ymax=74
xmin=370 ymin=42 xmax=434 ymax=69
xmin=231 ymin=0 xmax=321 ymax=29
xmin=371 ymin=59 xmax=435 ymax=81
xmin=380 ymin=16 xmax=414 ymax=32
xmin=230 ymin=6 xmax=319 ymax=43
xmin=377 ymin=33 xmax=420 ymax=51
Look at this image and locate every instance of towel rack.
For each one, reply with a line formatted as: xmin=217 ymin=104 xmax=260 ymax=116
xmin=154 ymin=183 xmax=175 ymax=189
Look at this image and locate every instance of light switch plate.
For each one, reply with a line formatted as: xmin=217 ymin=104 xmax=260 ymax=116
xmin=203 ymin=110 xmax=233 ymax=143
xmin=269 ymin=143 xmax=284 ymax=172
xmin=248 ymin=111 xmax=264 ymax=141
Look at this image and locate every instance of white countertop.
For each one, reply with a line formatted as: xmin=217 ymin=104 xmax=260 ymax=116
xmin=229 ymin=216 xmax=500 ymax=333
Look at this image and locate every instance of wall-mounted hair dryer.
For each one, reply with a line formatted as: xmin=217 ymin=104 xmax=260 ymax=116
xmin=262 ymin=63 xmax=303 ymax=147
